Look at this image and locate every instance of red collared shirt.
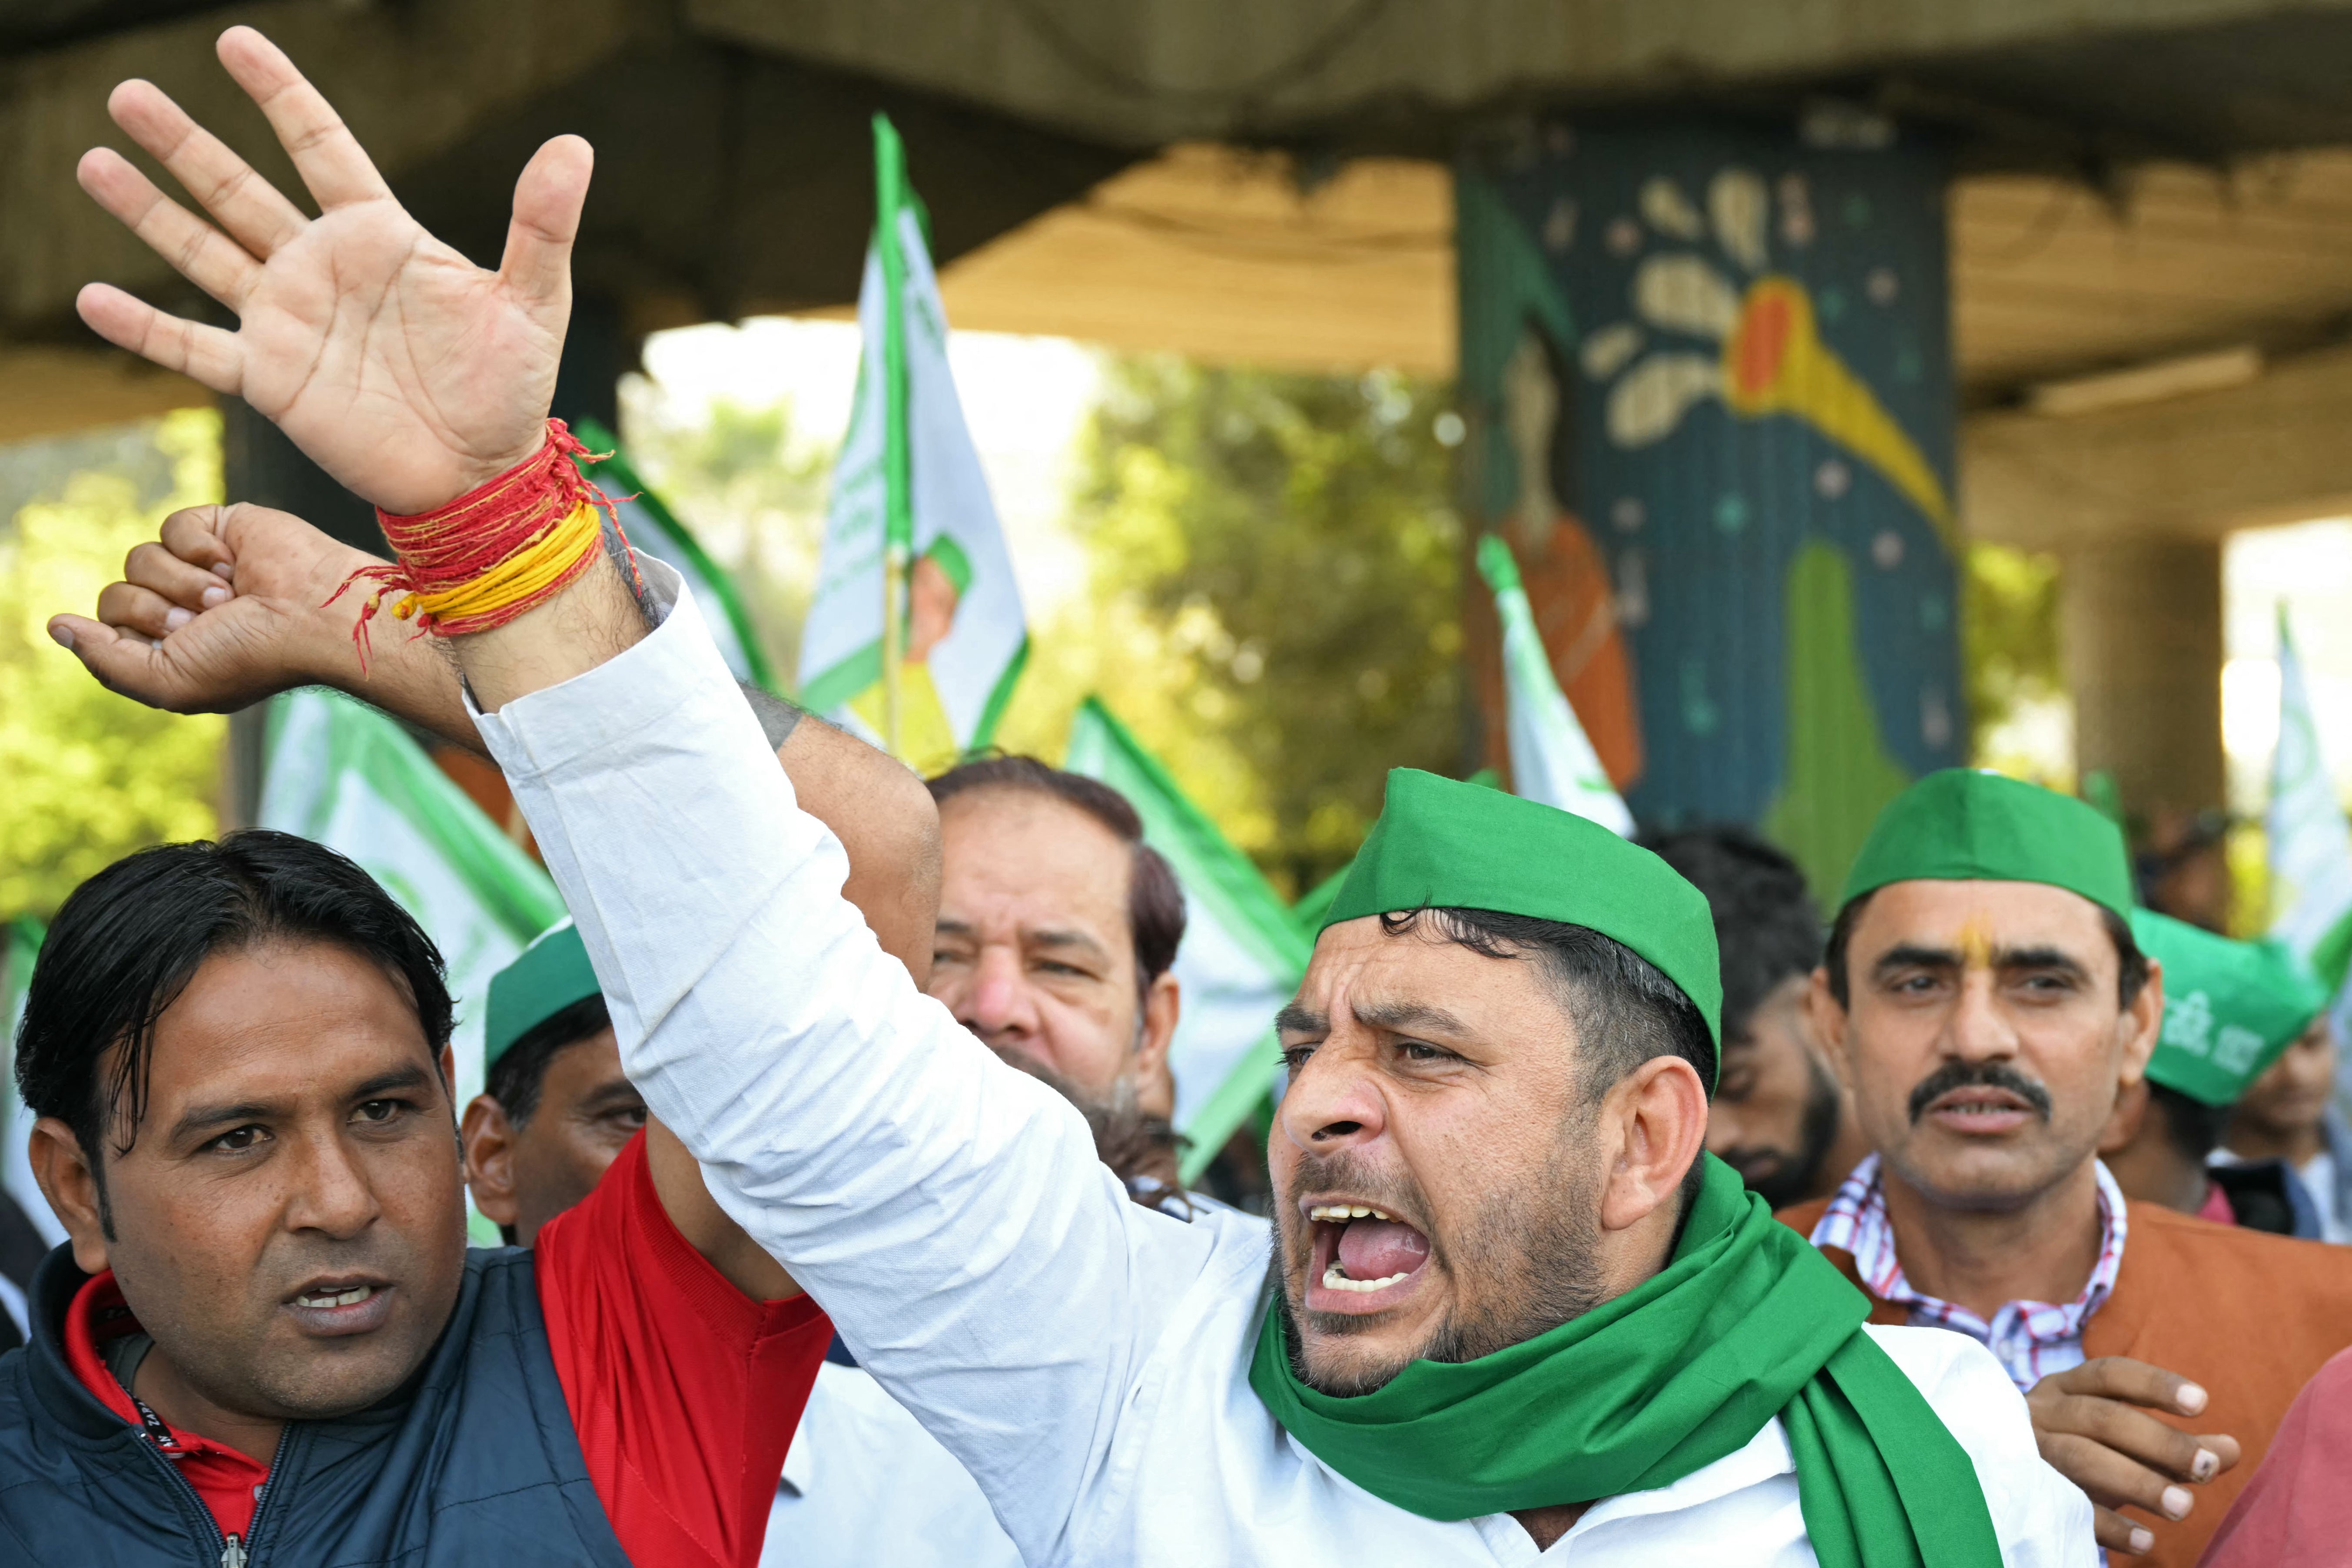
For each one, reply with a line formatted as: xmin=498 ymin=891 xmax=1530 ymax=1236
xmin=67 ymin=1133 xmax=827 ymax=1568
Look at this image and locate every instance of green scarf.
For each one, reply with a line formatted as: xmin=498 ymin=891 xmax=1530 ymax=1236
xmin=1248 ymin=1156 xmax=2000 ymax=1568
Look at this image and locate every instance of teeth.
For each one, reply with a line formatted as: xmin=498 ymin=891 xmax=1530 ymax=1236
xmin=1308 ymin=1204 xmax=1395 ymax=1223
xmin=1320 ymin=1261 xmax=1411 ymax=1294
xmin=294 ymin=1285 xmax=377 ymax=1309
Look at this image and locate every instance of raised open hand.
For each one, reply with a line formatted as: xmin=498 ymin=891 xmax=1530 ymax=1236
xmin=75 ymin=26 xmax=591 ymax=516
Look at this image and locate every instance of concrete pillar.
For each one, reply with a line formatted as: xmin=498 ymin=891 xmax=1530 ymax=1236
xmin=1456 ymin=120 xmax=1961 ymax=899
xmin=2059 ymin=536 xmax=2225 ymax=816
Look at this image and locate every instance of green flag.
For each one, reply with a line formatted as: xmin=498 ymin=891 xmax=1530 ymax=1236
xmin=1063 ymin=697 xmax=1309 ymax=1182
xmin=798 ymin=116 xmax=1029 ymax=770
xmin=571 ymin=418 xmax=776 ymax=692
xmin=2267 ymin=609 xmax=2352 ymax=1000
xmin=1476 ymin=534 xmax=1635 ymax=835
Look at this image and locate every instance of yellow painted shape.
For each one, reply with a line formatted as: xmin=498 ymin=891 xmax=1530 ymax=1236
xmin=1721 ymin=276 xmax=1954 ymax=546
xmin=849 ymin=662 xmax=960 ymax=773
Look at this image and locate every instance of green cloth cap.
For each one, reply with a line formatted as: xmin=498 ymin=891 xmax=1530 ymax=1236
xmin=1321 ymin=768 xmax=1722 ymax=1048
xmin=1842 ymin=769 xmax=2133 ymax=919
xmin=485 ymin=921 xmax=601 ymax=1067
xmin=2130 ymin=908 xmax=2327 ymax=1107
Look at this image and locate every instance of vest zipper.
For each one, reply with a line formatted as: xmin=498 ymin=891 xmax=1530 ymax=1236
xmin=124 ymin=1416 xmax=294 ymax=1568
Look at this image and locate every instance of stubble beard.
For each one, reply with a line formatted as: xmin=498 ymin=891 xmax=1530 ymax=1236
xmin=1275 ymin=1115 xmax=1608 ymax=1397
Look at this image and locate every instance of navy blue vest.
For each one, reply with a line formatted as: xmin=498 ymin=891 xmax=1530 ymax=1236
xmin=0 ymin=1245 xmax=633 ymax=1567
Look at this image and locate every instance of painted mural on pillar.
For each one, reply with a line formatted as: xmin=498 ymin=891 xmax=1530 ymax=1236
xmin=1457 ymin=122 xmax=1962 ymax=897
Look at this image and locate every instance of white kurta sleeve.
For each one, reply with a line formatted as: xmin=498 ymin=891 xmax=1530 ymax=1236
xmin=470 ymin=564 xmax=1219 ymax=1562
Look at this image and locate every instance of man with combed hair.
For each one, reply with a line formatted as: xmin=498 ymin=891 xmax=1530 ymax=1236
xmin=56 ymin=30 xmax=2090 ymax=1565
xmin=1785 ymin=769 xmax=2352 ymax=1565
xmin=2 ymin=831 xmax=831 ymax=1566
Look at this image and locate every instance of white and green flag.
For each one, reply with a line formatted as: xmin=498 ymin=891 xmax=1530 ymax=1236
xmin=2 ymin=915 xmax=63 ymax=1246
xmin=260 ymin=689 xmax=566 ymax=1240
xmin=798 ymin=117 xmax=1028 ymax=770
xmin=573 ymin=418 xmax=776 ymax=692
xmin=2268 ymin=609 xmax=2352 ymax=1002
xmin=1064 ymin=698 xmax=1310 ymax=1182
xmin=1476 ymin=534 xmax=1635 ymax=835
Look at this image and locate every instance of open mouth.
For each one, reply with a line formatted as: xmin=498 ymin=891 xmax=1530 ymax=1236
xmin=283 ymin=1276 xmax=395 ymax=1336
xmin=1304 ymin=1202 xmax=1431 ymax=1313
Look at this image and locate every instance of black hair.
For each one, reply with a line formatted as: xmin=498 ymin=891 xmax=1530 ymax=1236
xmin=926 ymin=756 xmax=1186 ymax=997
xmin=1823 ymin=888 xmax=2150 ymax=1010
xmin=14 ymin=831 xmax=452 ymax=1228
xmin=484 ymin=994 xmax=613 ymax=1130
xmin=1637 ymin=826 xmax=1821 ymax=1041
xmin=2148 ymin=1081 xmax=2234 ymax=1165
xmin=1381 ymin=907 xmax=1717 ymax=1212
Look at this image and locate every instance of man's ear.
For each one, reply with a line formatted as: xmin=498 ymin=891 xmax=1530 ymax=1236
xmin=2119 ymin=956 xmax=2163 ymax=1086
xmin=1134 ymin=971 xmax=1181 ymax=1122
xmin=1805 ymin=966 xmax=1854 ymax=1091
xmin=30 ymin=1117 xmax=110 ymax=1276
xmin=460 ymin=1094 xmax=521 ymax=1229
xmin=2099 ymin=1075 xmax=2151 ymax=1157
xmin=1597 ymin=1055 xmax=1710 ymax=1237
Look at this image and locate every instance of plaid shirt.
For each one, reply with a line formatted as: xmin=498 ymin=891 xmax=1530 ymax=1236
xmin=1809 ymin=1153 xmax=2129 ymax=1392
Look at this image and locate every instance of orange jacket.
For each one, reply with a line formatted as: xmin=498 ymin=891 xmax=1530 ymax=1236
xmin=1777 ymin=1193 xmax=2352 ymax=1568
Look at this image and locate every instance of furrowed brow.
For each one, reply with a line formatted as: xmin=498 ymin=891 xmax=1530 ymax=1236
xmin=169 ymin=1097 xmax=281 ymax=1144
xmin=1027 ymin=928 xmax=1111 ymax=963
xmin=1274 ymin=1001 xmax=1327 ymax=1037
xmin=1872 ymin=944 xmax=1960 ymax=979
xmin=1351 ymin=999 xmax=1473 ymax=1038
xmin=1994 ymin=946 xmax=2091 ymax=981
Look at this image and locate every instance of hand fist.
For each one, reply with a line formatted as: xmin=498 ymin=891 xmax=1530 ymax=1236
xmin=2027 ymin=1356 xmax=2241 ymax=1556
xmin=46 ymin=503 xmax=379 ymax=715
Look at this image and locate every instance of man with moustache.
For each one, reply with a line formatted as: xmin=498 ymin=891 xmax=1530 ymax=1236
xmin=57 ymin=30 xmax=2089 ymax=1566
xmin=1642 ymin=828 xmax=1865 ymax=1208
xmin=1781 ymin=769 xmax=2352 ymax=1565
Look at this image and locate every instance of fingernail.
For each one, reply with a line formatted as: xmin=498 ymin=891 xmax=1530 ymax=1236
xmin=2130 ymin=1528 xmax=2154 ymax=1553
xmin=46 ymin=624 xmax=72 ymax=651
xmin=2178 ymin=1382 xmax=2208 ymax=1414
xmin=210 ymin=563 xmax=233 ymax=580
xmin=2194 ymin=1448 xmax=2218 ymax=1481
xmin=200 ymin=584 xmax=229 ymax=607
xmin=163 ymin=607 xmax=191 ymax=630
xmin=2163 ymin=1485 xmax=2192 ymax=1519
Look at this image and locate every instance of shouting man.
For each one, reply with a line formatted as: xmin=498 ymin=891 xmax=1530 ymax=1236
xmin=56 ymin=30 xmax=2088 ymax=1567
xmin=1786 ymin=769 xmax=2352 ymax=1564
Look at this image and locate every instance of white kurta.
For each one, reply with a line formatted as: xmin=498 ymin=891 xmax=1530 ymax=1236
xmin=765 ymin=1361 xmax=1025 ymax=1568
xmin=472 ymin=565 xmax=2096 ymax=1568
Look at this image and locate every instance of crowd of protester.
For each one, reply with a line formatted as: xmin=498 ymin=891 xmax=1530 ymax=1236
xmin=7 ymin=24 xmax=2352 ymax=1568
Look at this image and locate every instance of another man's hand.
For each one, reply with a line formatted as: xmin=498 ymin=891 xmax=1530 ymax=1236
xmin=75 ymin=26 xmax=584 ymax=515
xmin=2027 ymin=1357 xmax=2240 ymax=1555
xmin=48 ymin=503 xmax=376 ymax=714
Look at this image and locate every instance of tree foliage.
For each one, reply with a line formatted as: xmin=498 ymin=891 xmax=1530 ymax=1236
xmin=620 ymin=388 xmax=831 ymax=690
xmin=0 ymin=411 xmax=227 ymax=920
xmin=1964 ymin=541 xmax=2067 ymax=780
xmin=1007 ymin=358 xmax=1462 ymax=896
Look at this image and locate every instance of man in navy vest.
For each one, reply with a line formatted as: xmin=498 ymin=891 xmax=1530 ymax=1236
xmin=0 ymin=824 xmax=849 ymax=1568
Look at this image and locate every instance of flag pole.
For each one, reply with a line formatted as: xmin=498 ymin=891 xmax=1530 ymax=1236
xmin=874 ymin=116 xmax=912 ymax=759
